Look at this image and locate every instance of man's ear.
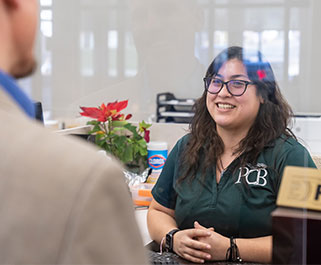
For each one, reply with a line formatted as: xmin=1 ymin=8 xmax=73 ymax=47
xmin=3 ymin=0 xmax=19 ymax=9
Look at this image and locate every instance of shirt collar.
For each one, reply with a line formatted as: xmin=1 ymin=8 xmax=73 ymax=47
xmin=0 ymin=70 xmax=35 ymax=119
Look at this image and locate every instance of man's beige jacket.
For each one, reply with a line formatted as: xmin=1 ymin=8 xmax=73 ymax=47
xmin=0 ymin=88 xmax=148 ymax=264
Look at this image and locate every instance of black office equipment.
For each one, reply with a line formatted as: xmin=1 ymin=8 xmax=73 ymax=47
xmin=34 ymin=101 xmax=44 ymax=123
xmin=147 ymin=250 xmax=181 ymax=265
xmin=146 ymin=241 xmax=188 ymax=264
xmin=156 ymin=93 xmax=195 ymax=123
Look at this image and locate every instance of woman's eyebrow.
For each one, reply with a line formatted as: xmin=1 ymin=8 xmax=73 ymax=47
xmin=230 ymin=74 xmax=248 ymax=79
xmin=215 ymin=73 xmax=248 ymax=79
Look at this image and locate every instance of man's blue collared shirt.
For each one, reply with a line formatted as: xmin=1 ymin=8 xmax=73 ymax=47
xmin=0 ymin=70 xmax=35 ymax=119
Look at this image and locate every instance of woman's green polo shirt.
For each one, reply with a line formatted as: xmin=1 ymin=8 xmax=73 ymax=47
xmin=151 ymin=134 xmax=316 ymax=238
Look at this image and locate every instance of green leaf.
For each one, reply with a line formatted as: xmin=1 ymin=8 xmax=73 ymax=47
xmin=111 ymin=127 xmax=127 ymax=134
xmin=139 ymin=147 xmax=148 ymax=156
xmin=139 ymin=120 xmax=152 ymax=132
xmin=111 ymin=120 xmax=128 ymax=128
xmin=87 ymin=120 xmax=100 ymax=126
xmin=123 ymin=144 xmax=133 ymax=163
xmin=113 ymin=135 xmax=127 ymax=149
xmin=96 ymin=134 xmax=106 ymax=141
xmin=87 ymin=123 xmax=104 ymax=134
xmin=124 ymin=123 xmax=138 ymax=135
xmin=137 ymin=138 xmax=147 ymax=147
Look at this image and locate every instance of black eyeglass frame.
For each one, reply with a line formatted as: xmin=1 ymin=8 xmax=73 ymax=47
xmin=203 ymin=77 xmax=255 ymax=97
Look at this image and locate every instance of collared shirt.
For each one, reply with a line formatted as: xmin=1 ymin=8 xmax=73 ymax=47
xmin=0 ymin=70 xmax=35 ymax=119
xmin=152 ymin=134 xmax=316 ymax=238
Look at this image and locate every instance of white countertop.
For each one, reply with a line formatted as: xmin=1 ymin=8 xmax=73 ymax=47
xmin=134 ymin=208 xmax=152 ymax=245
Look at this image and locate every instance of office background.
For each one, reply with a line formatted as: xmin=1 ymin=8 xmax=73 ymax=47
xmin=20 ymin=0 xmax=321 ymax=124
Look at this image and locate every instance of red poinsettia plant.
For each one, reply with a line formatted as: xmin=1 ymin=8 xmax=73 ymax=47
xmin=80 ymin=100 xmax=151 ymax=172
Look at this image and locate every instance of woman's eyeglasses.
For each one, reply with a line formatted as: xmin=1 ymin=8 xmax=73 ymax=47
xmin=203 ymin=77 xmax=254 ymax=96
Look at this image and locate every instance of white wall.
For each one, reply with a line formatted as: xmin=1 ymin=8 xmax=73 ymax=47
xmin=292 ymin=117 xmax=321 ymax=156
xmin=24 ymin=0 xmax=321 ymax=124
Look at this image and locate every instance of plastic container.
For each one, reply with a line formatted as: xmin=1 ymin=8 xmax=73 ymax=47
xmin=130 ymin=183 xmax=154 ymax=206
xmin=146 ymin=170 xmax=161 ymax=184
xmin=147 ymin=142 xmax=168 ymax=183
xmin=147 ymin=141 xmax=168 ymax=171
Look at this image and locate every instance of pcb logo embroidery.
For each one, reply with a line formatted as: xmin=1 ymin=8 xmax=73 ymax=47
xmin=235 ymin=163 xmax=268 ymax=186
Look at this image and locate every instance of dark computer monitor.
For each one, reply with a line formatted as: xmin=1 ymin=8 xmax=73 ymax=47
xmin=34 ymin=101 xmax=44 ymax=123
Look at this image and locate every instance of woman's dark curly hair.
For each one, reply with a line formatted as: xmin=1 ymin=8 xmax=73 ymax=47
xmin=179 ymin=46 xmax=295 ymax=183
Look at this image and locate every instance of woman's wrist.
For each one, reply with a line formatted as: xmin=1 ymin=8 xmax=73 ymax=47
xmin=165 ymin=228 xmax=180 ymax=252
xmin=206 ymin=233 xmax=230 ymax=261
xmin=226 ymin=237 xmax=242 ymax=262
xmin=218 ymin=235 xmax=230 ymax=261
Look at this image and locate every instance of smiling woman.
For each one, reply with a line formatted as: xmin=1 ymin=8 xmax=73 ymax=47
xmin=205 ymin=58 xmax=262 ymax=138
xmin=147 ymin=46 xmax=317 ymax=264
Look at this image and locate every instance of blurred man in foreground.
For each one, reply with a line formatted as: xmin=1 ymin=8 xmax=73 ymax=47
xmin=0 ymin=0 xmax=147 ymax=263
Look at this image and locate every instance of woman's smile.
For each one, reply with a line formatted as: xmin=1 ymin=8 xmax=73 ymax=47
xmin=216 ymin=103 xmax=236 ymax=110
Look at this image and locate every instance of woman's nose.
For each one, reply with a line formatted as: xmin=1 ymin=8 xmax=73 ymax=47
xmin=218 ymin=82 xmax=231 ymax=97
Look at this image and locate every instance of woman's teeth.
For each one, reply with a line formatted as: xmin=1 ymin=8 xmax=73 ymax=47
xmin=217 ymin=103 xmax=235 ymax=109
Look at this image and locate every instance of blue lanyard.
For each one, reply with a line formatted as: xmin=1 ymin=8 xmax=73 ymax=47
xmin=0 ymin=70 xmax=35 ymax=119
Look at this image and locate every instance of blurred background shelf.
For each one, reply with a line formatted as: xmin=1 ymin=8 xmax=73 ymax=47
xmin=156 ymin=92 xmax=195 ymax=123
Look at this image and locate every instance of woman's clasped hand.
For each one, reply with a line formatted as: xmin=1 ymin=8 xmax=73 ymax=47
xmin=172 ymin=224 xmax=212 ymax=263
xmin=168 ymin=221 xmax=232 ymax=263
